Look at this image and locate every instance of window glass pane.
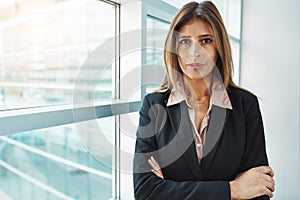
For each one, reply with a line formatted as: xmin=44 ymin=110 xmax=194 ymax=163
xmin=0 ymin=117 xmax=114 ymax=199
xmin=162 ymin=0 xmax=191 ymax=8
xmin=226 ymin=0 xmax=241 ymax=39
xmin=212 ymin=0 xmax=226 ymax=21
xmin=144 ymin=16 xmax=169 ymax=93
xmin=0 ymin=0 xmax=115 ymax=110
xmin=162 ymin=0 xmax=241 ymax=39
xmin=213 ymin=0 xmax=241 ymax=39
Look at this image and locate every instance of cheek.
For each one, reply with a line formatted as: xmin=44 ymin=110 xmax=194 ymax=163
xmin=177 ymin=48 xmax=189 ymax=63
xmin=209 ymin=47 xmax=218 ymax=62
xmin=177 ymin=57 xmax=185 ymax=71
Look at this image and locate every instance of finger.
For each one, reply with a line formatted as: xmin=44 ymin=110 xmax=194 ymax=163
xmin=151 ymin=169 xmax=158 ymax=176
xmin=261 ymin=174 xmax=275 ymax=192
xmin=148 ymin=157 xmax=161 ymax=171
xmin=262 ymin=174 xmax=274 ymax=183
xmin=264 ymin=187 xmax=274 ymax=198
xmin=263 ymin=179 xmax=275 ymax=192
xmin=150 ymin=156 xmax=161 ymax=169
xmin=152 ymin=170 xmax=164 ymax=178
xmin=268 ymin=167 xmax=275 ymax=177
xmin=258 ymin=184 xmax=273 ymax=198
xmin=151 ymin=169 xmax=159 ymax=175
xmin=151 ymin=169 xmax=164 ymax=179
xmin=263 ymin=174 xmax=275 ymax=188
xmin=152 ymin=168 xmax=163 ymax=177
xmin=148 ymin=158 xmax=157 ymax=170
xmin=261 ymin=166 xmax=274 ymax=177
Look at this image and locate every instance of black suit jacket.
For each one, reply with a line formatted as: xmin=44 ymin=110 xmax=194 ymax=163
xmin=133 ymin=86 xmax=269 ymax=200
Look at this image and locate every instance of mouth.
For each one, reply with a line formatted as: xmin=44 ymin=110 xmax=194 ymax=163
xmin=187 ymin=63 xmax=206 ymax=69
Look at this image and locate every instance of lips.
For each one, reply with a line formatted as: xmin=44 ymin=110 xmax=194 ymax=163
xmin=187 ymin=63 xmax=206 ymax=68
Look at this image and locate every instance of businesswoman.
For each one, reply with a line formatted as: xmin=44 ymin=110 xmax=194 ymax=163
xmin=134 ymin=1 xmax=275 ymax=199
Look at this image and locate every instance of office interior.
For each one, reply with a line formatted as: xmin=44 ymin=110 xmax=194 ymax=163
xmin=0 ymin=0 xmax=299 ymax=199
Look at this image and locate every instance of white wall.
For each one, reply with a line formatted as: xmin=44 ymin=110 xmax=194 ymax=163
xmin=120 ymin=1 xmax=142 ymax=199
xmin=241 ymin=0 xmax=300 ymax=199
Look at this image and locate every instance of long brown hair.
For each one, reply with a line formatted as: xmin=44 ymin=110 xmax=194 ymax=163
xmin=158 ymin=1 xmax=238 ymax=92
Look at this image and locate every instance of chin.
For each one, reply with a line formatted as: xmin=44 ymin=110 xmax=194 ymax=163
xmin=184 ymin=69 xmax=210 ymax=80
xmin=183 ymin=73 xmax=204 ymax=80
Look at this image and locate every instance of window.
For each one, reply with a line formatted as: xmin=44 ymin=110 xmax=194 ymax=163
xmin=0 ymin=117 xmax=114 ymax=199
xmin=0 ymin=0 xmax=122 ymax=199
xmin=141 ymin=0 xmax=176 ymax=95
xmin=162 ymin=0 xmax=191 ymax=9
xmin=0 ymin=0 xmax=115 ymax=110
xmin=143 ymin=16 xmax=169 ymax=93
xmin=213 ymin=0 xmax=242 ymax=84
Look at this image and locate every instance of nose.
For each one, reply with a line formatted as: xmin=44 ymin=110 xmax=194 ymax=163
xmin=190 ymin=54 xmax=200 ymax=58
xmin=189 ymin=43 xmax=201 ymax=58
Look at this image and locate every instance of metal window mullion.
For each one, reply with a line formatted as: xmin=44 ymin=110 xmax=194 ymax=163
xmin=0 ymin=101 xmax=141 ymax=136
xmin=141 ymin=0 xmax=148 ymax=98
xmin=114 ymin=114 xmax=121 ymax=200
xmin=298 ymin=48 xmax=300 ymax=165
xmin=147 ymin=14 xmax=171 ymax=25
xmin=115 ymin=3 xmax=121 ymax=100
xmin=113 ymin=2 xmax=121 ymax=200
xmin=99 ymin=0 xmax=120 ymax=6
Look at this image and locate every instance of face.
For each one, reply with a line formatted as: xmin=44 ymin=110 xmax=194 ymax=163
xmin=176 ymin=18 xmax=218 ymax=80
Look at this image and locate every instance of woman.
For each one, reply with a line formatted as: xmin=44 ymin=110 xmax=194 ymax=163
xmin=133 ymin=1 xmax=275 ymax=199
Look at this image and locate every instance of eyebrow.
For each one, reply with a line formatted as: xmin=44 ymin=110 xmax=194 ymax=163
xmin=178 ymin=34 xmax=214 ymax=38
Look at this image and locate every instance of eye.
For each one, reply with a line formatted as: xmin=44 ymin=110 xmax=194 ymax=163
xmin=200 ymin=38 xmax=213 ymax=44
xmin=178 ymin=38 xmax=192 ymax=44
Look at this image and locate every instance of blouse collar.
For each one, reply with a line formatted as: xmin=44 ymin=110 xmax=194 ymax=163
xmin=167 ymin=77 xmax=232 ymax=110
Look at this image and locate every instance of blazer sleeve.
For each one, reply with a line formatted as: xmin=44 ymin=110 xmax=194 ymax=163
xmin=241 ymin=96 xmax=270 ymax=200
xmin=133 ymin=94 xmax=231 ymax=200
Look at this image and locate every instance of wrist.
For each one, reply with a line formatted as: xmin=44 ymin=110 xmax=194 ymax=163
xmin=229 ymin=180 xmax=239 ymax=200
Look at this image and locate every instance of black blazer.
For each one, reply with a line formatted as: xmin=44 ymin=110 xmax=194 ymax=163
xmin=133 ymin=86 xmax=269 ymax=200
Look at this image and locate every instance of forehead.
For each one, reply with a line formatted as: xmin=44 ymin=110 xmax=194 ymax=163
xmin=178 ymin=18 xmax=213 ymax=36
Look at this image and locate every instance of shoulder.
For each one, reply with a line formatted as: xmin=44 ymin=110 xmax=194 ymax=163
xmin=143 ymin=90 xmax=171 ymax=106
xmin=227 ymin=85 xmax=260 ymax=112
xmin=228 ymin=85 xmax=258 ymax=103
xmin=139 ymin=90 xmax=171 ymax=116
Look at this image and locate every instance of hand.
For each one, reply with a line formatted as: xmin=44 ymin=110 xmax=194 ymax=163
xmin=230 ymin=166 xmax=275 ymax=200
xmin=148 ymin=156 xmax=164 ymax=179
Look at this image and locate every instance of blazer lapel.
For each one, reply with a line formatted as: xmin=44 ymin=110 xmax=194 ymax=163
xmin=166 ymin=101 xmax=204 ymax=180
xmin=201 ymin=105 xmax=229 ymax=175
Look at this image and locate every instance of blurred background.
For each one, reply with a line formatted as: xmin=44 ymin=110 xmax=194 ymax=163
xmin=0 ymin=0 xmax=299 ymax=199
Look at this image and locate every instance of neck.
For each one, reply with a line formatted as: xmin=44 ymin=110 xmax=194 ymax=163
xmin=183 ymin=75 xmax=211 ymax=101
